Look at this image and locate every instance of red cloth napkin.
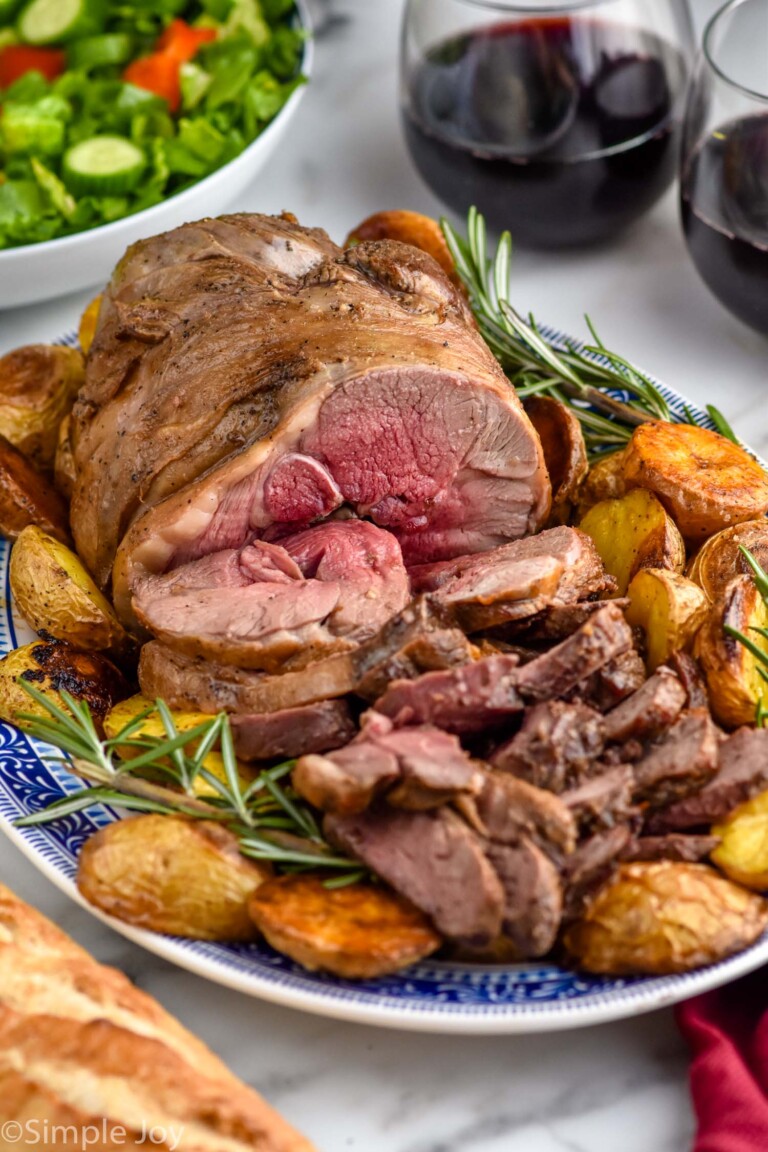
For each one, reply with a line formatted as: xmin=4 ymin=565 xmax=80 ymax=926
xmin=676 ymin=971 xmax=768 ymax=1151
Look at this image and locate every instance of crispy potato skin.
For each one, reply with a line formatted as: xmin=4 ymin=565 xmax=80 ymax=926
xmin=0 ymin=345 xmax=84 ymax=470
xmin=0 ymin=639 xmax=128 ymax=729
xmin=624 ymin=422 xmax=768 ymax=542
xmin=77 ymin=815 xmax=269 ymax=941
xmin=713 ymin=790 xmax=768 ymax=891
xmin=104 ymin=694 xmax=256 ymax=797
xmin=563 ymin=861 xmax=768 ymax=975
xmin=579 ymin=487 xmax=685 ymax=595
xmin=0 ymin=434 xmax=70 ymax=543
xmin=626 ymin=568 xmax=709 ymax=672
xmin=249 ymin=875 xmax=442 ymax=978
xmin=524 ymin=395 xmax=588 ymax=520
xmin=575 ymin=450 xmax=626 ymax=517
xmin=688 ymin=520 xmax=768 ymax=603
xmin=78 ymin=295 xmax=102 ymax=357
xmin=9 ymin=526 xmax=131 ymax=656
xmin=54 ymin=413 xmax=77 ymax=501
xmin=345 ymin=210 xmax=459 ymax=286
xmin=695 ymin=574 xmax=768 ymax=727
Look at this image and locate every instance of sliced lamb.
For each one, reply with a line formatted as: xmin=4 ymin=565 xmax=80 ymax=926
xmin=632 ymin=709 xmax=720 ymax=808
xmin=603 ymin=667 xmax=687 ymax=745
xmin=408 ymin=527 xmax=613 ymax=632
xmin=132 ymin=521 xmax=409 ymax=671
xmin=646 ymin=726 xmax=768 ymax=831
xmin=230 ymin=700 xmax=356 ymax=762
xmin=571 ymin=647 xmax=646 ymax=713
xmin=70 ymin=213 xmax=549 ymax=621
xmin=561 ymin=765 xmax=637 ymax=831
xmin=490 ymin=700 xmax=605 ymax=792
xmin=325 ymin=806 xmax=505 ymax=943
xmin=292 ymin=713 xmax=481 ymax=816
xmin=562 ymin=825 xmax=634 ymax=919
xmin=624 ymin=834 xmax=720 ymax=863
xmin=511 ymin=603 xmax=633 ymax=701
xmin=503 ymin=597 xmax=627 ymax=644
xmin=485 ymin=840 xmax=563 ymax=959
xmin=458 ymin=770 xmax=577 ymax=858
xmin=666 ymin=651 xmax=710 ymax=711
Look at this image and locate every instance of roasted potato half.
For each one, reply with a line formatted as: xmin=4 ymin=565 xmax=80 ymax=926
xmin=249 ymin=875 xmax=442 ymax=978
xmin=0 ymin=639 xmax=128 ymax=729
xmin=0 ymin=434 xmax=70 ymax=543
xmin=575 ymin=450 xmax=626 ymax=516
xmin=712 ymin=790 xmax=768 ymax=891
xmin=345 ymin=210 xmax=458 ymax=285
xmin=104 ymin=694 xmax=256 ymax=797
xmin=78 ymin=295 xmax=102 ymax=356
xmin=623 ymin=422 xmax=768 ymax=542
xmin=579 ymin=487 xmax=685 ymax=595
xmin=524 ymin=395 xmax=588 ymax=520
xmin=626 ymin=568 xmax=709 ymax=672
xmin=9 ymin=526 xmax=131 ymax=657
xmin=0 ymin=345 xmax=84 ymax=470
xmin=694 ymin=574 xmax=768 ymax=727
xmin=77 ymin=815 xmax=269 ymax=941
xmin=563 ymin=861 xmax=768 ymax=975
xmin=688 ymin=520 xmax=768 ymax=604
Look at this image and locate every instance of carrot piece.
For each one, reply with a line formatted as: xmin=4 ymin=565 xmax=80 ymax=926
xmin=0 ymin=45 xmax=66 ymax=88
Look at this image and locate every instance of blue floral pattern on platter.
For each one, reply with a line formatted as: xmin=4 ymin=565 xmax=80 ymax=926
xmin=0 ymin=327 xmax=766 ymax=1033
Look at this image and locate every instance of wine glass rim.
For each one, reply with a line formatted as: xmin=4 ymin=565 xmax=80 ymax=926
xmin=704 ymin=0 xmax=768 ymax=103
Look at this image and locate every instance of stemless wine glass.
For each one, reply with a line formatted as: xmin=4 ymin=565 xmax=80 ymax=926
xmin=400 ymin=0 xmax=695 ymax=247
xmin=680 ymin=0 xmax=768 ymax=335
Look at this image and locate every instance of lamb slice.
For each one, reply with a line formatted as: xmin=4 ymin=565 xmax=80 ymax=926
xmin=563 ymin=825 xmax=634 ymax=919
xmin=562 ymin=765 xmax=636 ymax=831
xmin=485 ymin=840 xmax=563 ymax=959
xmin=458 ymin=770 xmax=577 ymax=858
xmin=624 ymin=834 xmax=720 ymax=863
xmin=647 ymin=727 xmax=768 ymax=831
xmin=490 ymin=700 xmax=605 ymax=792
xmin=633 ymin=710 xmax=720 ymax=808
xmin=230 ymin=700 xmax=356 ymax=762
xmin=512 ymin=602 xmax=633 ymax=701
xmin=502 ymin=597 xmax=627 ymax=644
xmin=325 ymin=806 xmax=505 ymax=943
xmin=603 ymin=667 xmax=687 ymax=745
xmin=410 ymin=527 xmax=613 ymax=632
xmin=132 ymin=521 xmax=409 ymax=671
xmin=571 ymin=647 xmax=646 ymax=713
xmin=293 ymin=713 xmax=480 ymax=816
xmin=666 ymin=651 xmax=709 ymax=711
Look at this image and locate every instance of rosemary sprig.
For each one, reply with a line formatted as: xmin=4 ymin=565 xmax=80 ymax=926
xmin=442 ymin=207 xmax=738 ymax=456
xmin=723 ymin=546 xmax=768 ymax=727
xmin=13 ymin=683 xmax=363 ymax=880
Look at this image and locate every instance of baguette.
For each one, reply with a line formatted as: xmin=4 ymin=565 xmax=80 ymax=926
xmin=0 ymin=884 xmax=315 ymax=1152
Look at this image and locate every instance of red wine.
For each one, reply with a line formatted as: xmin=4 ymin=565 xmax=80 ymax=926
xmin=681 ymin=115 xmax=768 ymax=335
xmin=403 ymin=19 xmax=687 ymax=247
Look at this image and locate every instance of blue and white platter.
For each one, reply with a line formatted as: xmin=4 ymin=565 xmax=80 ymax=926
xmin=0 ymin=327 xmax=767 ymax=1034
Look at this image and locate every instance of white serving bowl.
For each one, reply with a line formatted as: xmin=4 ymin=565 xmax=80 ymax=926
xmin=0 ymin=0 xmax=312 ymax=311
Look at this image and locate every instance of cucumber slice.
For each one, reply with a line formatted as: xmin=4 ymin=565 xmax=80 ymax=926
xmin=67 ymin=33 xmax=133 ymax=71
xmin=62 ymin=135 xmax=145 ymax=195
xmin=17 ymin=0 xmax=103 ymax=45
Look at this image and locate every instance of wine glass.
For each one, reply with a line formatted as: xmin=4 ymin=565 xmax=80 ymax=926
xmin=400 ymin=0 xmax=695 ymax=248
xmin=680 ymin=0 xmax=768 ymax=335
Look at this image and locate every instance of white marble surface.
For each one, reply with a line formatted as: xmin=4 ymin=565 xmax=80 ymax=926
xmin=2 ymin=0 xmax=765 ymax=1146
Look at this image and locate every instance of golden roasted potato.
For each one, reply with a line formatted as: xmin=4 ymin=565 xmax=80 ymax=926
xmin=77 ymin=815 xmax=269 ymax=941
xmin=345 ymin=209 xmax=459 ymax=285
xmin=0 ymin=638 xmax=129 ymax=729
xmin=0 ymin=433 xmax=69 ymax=543
xmin=524 ymin=395 xmax=588 ymax=519
xmin=54 ymin=413 xmax=76 ymax=501
xmin=626 ymin=568 xmax=709 ymax=672
xmin=712 ymin=789 xmax=768 ymax=891
xmin=688 ymin=520 xmax=768 ymax=604
xmin=563 ymin=861 xmax=768 ymax=975
xmin=575 ymin=449 xmax=626 ymax=516
xmin=579 ymin=487 xmax=685 ymax=595
xmin=249 ymin=875 xmax=442 ymax=978
xmin=694 ymin=574 xmax=768 ymax=727
xmin=104 ymin=694 xmax=256 ymax=798
xmin=0 ymin=345 xmax=84 ymax=471
xmin=623 ymin=421 xmax=768 ymax=542
xmin=78 ymin=294 xmax=102 ymax=356
xmin=9 ymin=526 xmax=131 ymax=657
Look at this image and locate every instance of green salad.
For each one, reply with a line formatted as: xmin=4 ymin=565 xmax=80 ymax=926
xmin=0 ymin=0 xmax=306 ymax=249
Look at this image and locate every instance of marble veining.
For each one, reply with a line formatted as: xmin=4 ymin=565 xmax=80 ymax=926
xmin=0 ymin=0 xmax=754 ymax=1146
